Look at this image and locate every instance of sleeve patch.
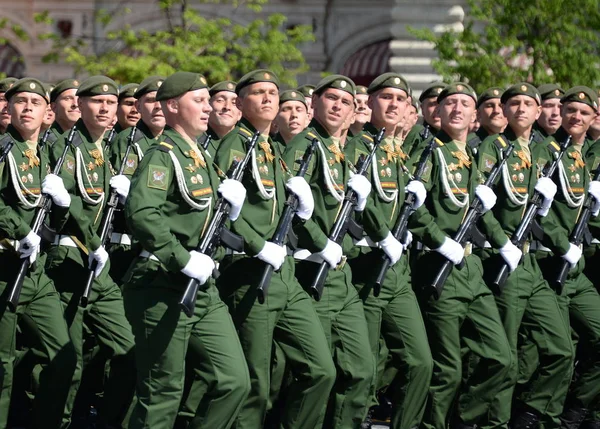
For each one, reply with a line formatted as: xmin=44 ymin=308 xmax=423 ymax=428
xmin=63 ymin=154 xmax=76 ymax=175
xmin=420 ymin=160 xmax=433 ymax=183
xmin=122 ymin=153 xmax=138 ymax=175
xmin=147 ymin=164 xmax=170 ymax=190
xmin=292 ymin=149 xmax=315 ymax=174
xmin=480 ymin=153 xmax=497 ymax=173
xmin=591 ymin=156 xmax=600 ymax=172
xmin=228 ymin=149 xmax=245 ymax=169
xmin=354 ymin=148 xmax=369 ymax=165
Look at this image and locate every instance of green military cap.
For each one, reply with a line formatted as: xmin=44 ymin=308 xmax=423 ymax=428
xmin=560 ymin=86 xmax=599 ymax=110
xmin=209 ymin=80 xmax=237 ymax=97
xmin=0 ymin=77 xmax=17 ymax=93
xmin=437 ymin=82 xmax=477 ymax=104
xmin=367 ymin=72 xmax=410 ymax=95
xmin=76 ymin=76 xmax=119 ymax=97
xmin=236 ymin=69 xmax=280 ymax=95
xmin=476 ymin=87 xmax=504 ymax=108
xmin=314 ymin=74 xmax=356 ymax=98
xmin=5 ymin=77 xmax=50 ymax=103
xmin=356 ymin=85 xmax=368 ymax=95
xmin=50 ymin=78 xmax=80 ymax=102
xmin=297 ymin=84 xmax=315 ymax=98
xmin=156 ymin=71 xmax=209 ymax=101
xmin=501 ymin=82 xmax=541 ymax=105
xmin=419 ymin=81 xmax=446 ymax=102
xmin=537 ymin=83 xmax=564 ymax=101
xmin=118 ymin=83 xmax=139 ymax=101
xmin=279 ymin=90 xmax=307 ymax=108
xmin=134 ymin=76 xmax=165 ymax=99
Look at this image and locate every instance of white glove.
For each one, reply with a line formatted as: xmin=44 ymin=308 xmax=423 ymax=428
xmin=286 ymin=177 xmax=314 ymax=220
xmin=406 ymin=180 xmax=426 ymax=210
xmin=475 ymin=184 xmax=497 ymax=213
xmin=562 ymin=243 xmax=582 ymax=269
xmin=434 ymin=236 xmax=464 ymax=265
xmin=348 ymin=174 xmax=372 ymax=212
xmin=19 ymin=230 xmax=41 ymax=264
xmin=588 ymin=181 xmax=600 ymax=217
xmin=401 ymin=230 xmax=413 ymax=249
xmin=181 ymin=250 xmax=215 ymax=284
xmin=218 ymin=179 xmax=246 ymax=221
xmin=42 ymin=174 xmax=71 ymax=207
xmin=110 ymin=175 xmax=131 ymax=203
xmin=379 ymin=232 xmax=403 ymax=266
xmin=535 ymin=177 xmax=557 ymax=217
xmin=88 ymin=246 xmax=109 ymax=278
xmin=256 ymin=241 xmax=286 ymax=271
xmin=318 ymin=239 xmax=343 ymax=268
xmin=499 ymin=241 xmax=522 ymax=272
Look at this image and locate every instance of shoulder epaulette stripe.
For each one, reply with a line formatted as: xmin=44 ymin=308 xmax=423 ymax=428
xmin=496 ymin=136 xmax=508 ymax=148
xmin=307 ymin=132 xmax=318 ymax=139
xmin=549 ymin=140 xmax=560 ymax=152
xmin=157 ymin=141 xmax=173 ymax=152
xmin=362 ymin=134 xmax=374 ymax=143
xmin=434 ymin=138 xmax=444 ymax=147
xmin=238 ymin=127 xmax=253 ymax=137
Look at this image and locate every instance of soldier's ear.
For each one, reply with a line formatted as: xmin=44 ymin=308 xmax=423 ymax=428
xmin=165 ymin=98 xmax=179 ymax=114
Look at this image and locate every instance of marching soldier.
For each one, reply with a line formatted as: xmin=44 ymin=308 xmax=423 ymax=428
xmin=404 ymin=82 xmax=446 ymax=157
xmin=282 ymin=74 xmax=376 ymax=428
xmin=114 ymin=83 xmax=140 ymax=135
xmin=202 ymin=80 xmax=241 ymax=158
xmin=476 ymin=83 xmax=574 ymax=428
xmin=346 ymin=72 xmax=433 ymax=429
xmin=534 ymin=84 xmax=564 ymax=142
xmin=408 ymin=83 xmax=512 ymax=429
xmin=472 ymin=87 xmax=507 ymax=150
xmin=349 ymin=85 xmax=371 ymax=137
xmin=0 ymin=78 xmax=17 ymax=135
xmin=48 ymin=79 xmax=81 ymax=146
xmin=297 ymin=83 xmax=315 ymax=121
xmin=213 ymin=69 xmax=335 ymax=429
xmin=0 ymin=78 xmax=76 ymax=429
xmin=272 ymin=89 xmax=309 ymax=150
xmin=45 ymin=76 xmax=136 ymax=428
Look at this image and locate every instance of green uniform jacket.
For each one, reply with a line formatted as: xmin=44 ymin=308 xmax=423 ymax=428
xmin=406 ymin=130 xmax=508 ymax=250
xmin=109 ymin=119 xmax=161 ymax=178
xmin=214 ymin=118 xmax=287 ymax=256
xmin=282 ymin=119 xmax=355 ymax=254
xmin=124 ymin=126 xmax=222 ymax=272
xmin=201 ymin=126 xmax=222 ymax=159
xmin=533 ymin=127 xmax=591 ymax=256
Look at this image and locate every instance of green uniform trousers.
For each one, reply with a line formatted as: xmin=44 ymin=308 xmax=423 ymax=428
xmin=350 ymin=251 xmax=433 ymax=429
xmin=415 ymin=253 xmax=512 ymax=429
xmin=0 ymin=252 xmax=76 ymax=429
xmin=295 ymin=259 xmax=376 ymax=429
xmin=217 ymin=255 xmax=336 ymax=429
xmin=44 ymin=245 xmax=136 ymax=429
xmin=481 ymin=252 xmax=574 ymax=429
xmin=123 ymin=256 xmax=250 ymax=429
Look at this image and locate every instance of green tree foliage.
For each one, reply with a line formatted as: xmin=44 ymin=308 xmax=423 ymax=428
xmin=41 ymin=0 xmax=313 ymax=87
xmin=410 ymin=0 xmax=600 ymax=93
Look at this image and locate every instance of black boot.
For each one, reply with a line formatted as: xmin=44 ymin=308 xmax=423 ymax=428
xmin=361 ymin=408 xmax=373 ymax=429
xmin=561 ymin=406 xmax=589 ymax=429
xmin=511 ymin=411 xmax=540 ymax=429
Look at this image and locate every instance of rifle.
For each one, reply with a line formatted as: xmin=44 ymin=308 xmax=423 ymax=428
xmin=103 ymin=128 xmax=117 ymax=152
xmin=80 ymin=126 xmax=137 ymax=307
xmin=38 ymin=129 xmax=53 ymax=152
xmin=428 ymin=139 xmax=515 ymax=300
xmin=309 ymin=128 xmax=385 ymax=301
xmin=179 ymin=130 xmax=260 ymax=317
xmin=201 ymin=134 xmax=212 ymax=151
xmin=7 ymin=126 xmax=78 ymax=311
xmin=555 ymin=147 xmax=600 ymax=292
xmin=492 ymin=135 xmax=570 ymax=292
xmin=0 ymin=136 xmax=15 ymax=163
xmin=371 ymin=137 xmax=436 ymax=296
xmin=256 ymin=138 xmax=318 ymax=304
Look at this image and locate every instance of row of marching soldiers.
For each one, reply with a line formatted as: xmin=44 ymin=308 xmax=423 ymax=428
xmin=0 ymin=67 xmax=599 ymax=429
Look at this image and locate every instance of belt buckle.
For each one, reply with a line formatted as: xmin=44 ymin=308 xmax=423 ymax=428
xmin=464 ymin=243 xmax=472 ymax=257
xmin=523 ymin=241 xmax=530 ymax=254
xmin=336 ymin=255 xmax=347 ymax=271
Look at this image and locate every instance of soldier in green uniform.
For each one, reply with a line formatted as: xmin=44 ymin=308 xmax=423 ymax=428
xmin=0 ymin=78 xmax=17 ymax=135
xmin=349 ymin=85 xmax=371 ymax=137
xmin=407 ymin=83 xmax=512 ymax=429
xmin=475 ymin=83 xmax=574 ymax=428
xmin=200 ymin=80 xmax=241 ymax=158
xmin=471 ymin=87 xmax=507 ymax=152
xmin=114 ymin=83 xmax=140 ymax=135
xmin=282 ymin=74 xmax=376 ymax=428
xmin=404 ymin=82 xmax=446 ymax=158
xmin=213 ymin=69 xmax=335 ymax=429
xmin=297 ymin=84 xmax=315 ymax=121
xmin=530 ymin=86 xmax=600 ymax=429
xmin=40 ymin=83 xmax=56 ymax=136
xmin=534 ymin=84 xmax=564 ymax=143
xmin=272 ymin=89 xmax=309 ymax=151
xmin=0 ymin=78 xmax=77 ymax=429
xmin=345 ymin=72 xmax=433 ymax=429
xmin=48 ymin=79 xmax=81 ymax=147
xmin=44 ymin=76 xmax=136 ymax=428
xmin=122 ymin=71 xmax=251 ymax=429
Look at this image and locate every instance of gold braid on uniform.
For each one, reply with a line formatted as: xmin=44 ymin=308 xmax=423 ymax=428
xmin=316 ymin=140 xmax=344 ymax=203
xmin=501 ymin=162 xmax=528 ymax=206
xmin=558 ymin=160 xmax=585 ymax=208
xmin=75 ymin=147 xmax=105 ymax=205
xmin=251 ymin=141 xmax=276 ymax=201
xmin=7 ymin=152 xmax=42 ymax=209
xmin=168 ymin=151 xmax=212 ymax=211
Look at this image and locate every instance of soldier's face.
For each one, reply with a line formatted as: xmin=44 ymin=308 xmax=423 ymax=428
xmin=561 ymin=101 xmax=597 ymax=138
xmin=52 ymin=89 xmax=80 ymax=126
xmin=368 ymin=88 xmax=409 ymax=130
xmin=438 ymin=94 xmax=476 ymax=135
xmin=237 ymin=82 xmax=279 ymax=125
xmin=538 ymin=99 xmax=562 ymax=134
xmin=78 ymin=95 xmax=118 ymax=133
xmin=354 ymin=93 xmax=371 ymax=126
xmin=589 ymin=107 xmax=600 ymax=134
xmin=477 ymin=98 xmax=507 ymax=134
xmin=9 ymin=92 xmax=47 ymax=135
xmin=42 ymin=105 xmax=55 ymax=127
xmin=304 ymin=96 xmax=313 ymax=121
xmin=136 ymin=91 xmax=165 ymax=134
xmin=117 ymin=96 xmax=140 ymax=128
xmin=174 ymin=88 xmax=212 ymax=138
xmin=502 ymin=95 xmax=540 ymax=132
xmin=209 ymin=91 xmax=241 ymax=130
xmin=404 ymin=105 xmax=418 ymax=132
xmin=312 ymin=88 xmax=355 ymax=136
xmin=422 ymin=97 xmax=441 ymax=129
xmin=0 ymin=92 xmax=10 ymax=130
xmin=275 ymin=100 xmax=308 ymax=138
